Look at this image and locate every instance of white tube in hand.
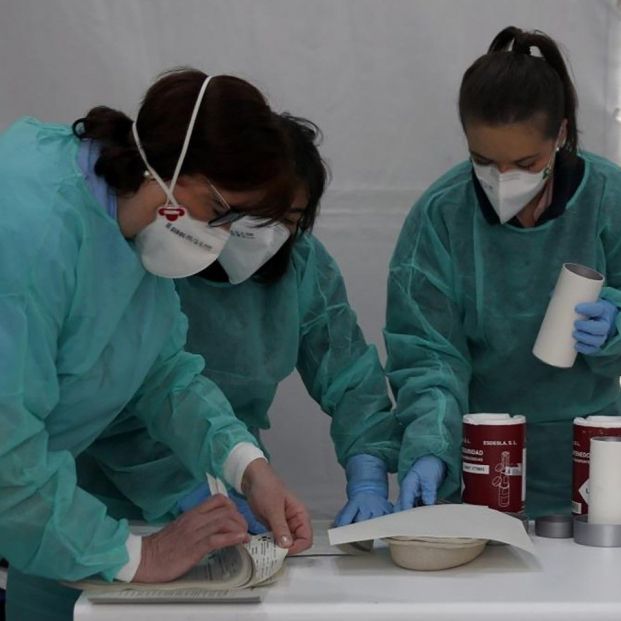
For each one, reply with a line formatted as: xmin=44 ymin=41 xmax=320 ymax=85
xmin=533 ymin=263 xmax=604 ymax=368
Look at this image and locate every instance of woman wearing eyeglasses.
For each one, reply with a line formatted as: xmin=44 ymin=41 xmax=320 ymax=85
xmin=74 ymin=113 xmax=401 ymax=535
xmin=0 ymin=68 xmax=311 ymax=621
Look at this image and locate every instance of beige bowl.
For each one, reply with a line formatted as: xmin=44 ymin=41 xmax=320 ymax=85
xmin=384 ymin=536 xmax=488 ymax=571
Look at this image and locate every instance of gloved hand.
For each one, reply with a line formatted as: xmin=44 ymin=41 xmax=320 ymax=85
xmin=394 ymin=455 xmax=446 ymax=512
xmin=574 ymin=299 xmax=619 ymax=355
xmin=178 ymin=482 xmax=268 ymax=534
xmin=333 ymin=454 xmax=392 ymax=527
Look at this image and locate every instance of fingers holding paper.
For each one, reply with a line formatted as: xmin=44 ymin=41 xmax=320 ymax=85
xmin=242 ymin=458 xmax=313 ymax=554
xmin=133 ymin=494 xmax=250 ymax=583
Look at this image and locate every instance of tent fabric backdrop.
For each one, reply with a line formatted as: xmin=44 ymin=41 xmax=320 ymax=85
xmin=1 ymin=0 xmax=620 ymax=516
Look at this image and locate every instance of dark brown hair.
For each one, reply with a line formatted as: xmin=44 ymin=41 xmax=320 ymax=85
xmin=73 ymin=68 xmax=294 ymax=220
xmin=254 ymin=112 xmax=329 ymax=282
xmin=459 ymin=26 xmax=578 ymax=154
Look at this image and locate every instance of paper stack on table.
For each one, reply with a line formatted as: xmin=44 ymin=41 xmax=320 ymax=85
xmin=67 ymin=532 xmax=287 ymax=604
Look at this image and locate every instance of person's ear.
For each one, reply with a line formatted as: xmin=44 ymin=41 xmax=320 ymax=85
xmin=557 ymin=119 xmax=568 ymax=149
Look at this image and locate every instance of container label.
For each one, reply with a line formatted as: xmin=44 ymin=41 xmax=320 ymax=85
xmin=462 ymin=419 xmax=525 ymax=513
xmin=462 ymin=463 xmax=490 ymax=474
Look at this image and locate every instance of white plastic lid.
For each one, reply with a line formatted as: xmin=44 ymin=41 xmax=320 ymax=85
xmin=574 ymin=416 xmax=621 ymax=428
xmin=463 ymin=413 xmax=526 ymax=425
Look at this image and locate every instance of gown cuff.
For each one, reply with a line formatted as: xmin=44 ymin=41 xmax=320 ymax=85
xmin=223 ymin=442 xmax=267 ymax=493
xmin=114 ymin=533 xmax=143 ymax=582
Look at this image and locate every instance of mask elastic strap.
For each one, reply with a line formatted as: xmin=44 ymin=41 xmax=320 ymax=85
xmin=131 ymin=122 xmax=178 ymax=207
xmin=131 ymin=75 xmax=214 ymax=209
xmin=169 ymin=75 xmax=212 ymax=190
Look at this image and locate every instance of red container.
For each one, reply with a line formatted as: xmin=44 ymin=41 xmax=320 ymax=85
xmin=462 ymin=413 xmax=526 ymax=513
xmin=572 ymin=416 xmax=621 ymax=515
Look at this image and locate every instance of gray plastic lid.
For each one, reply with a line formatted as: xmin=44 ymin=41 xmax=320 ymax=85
xmin=534 ymin=514 xmax=574 ymax=538
xmin=574 ymin=515 xmax=621 ymax=547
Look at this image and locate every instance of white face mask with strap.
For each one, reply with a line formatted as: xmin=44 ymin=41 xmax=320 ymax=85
xmin=217 ymin=217 xmax=291 ymax=284
xmin=132 ymin=75 xmax=231 ymax=278
xmin=472 ymin=139 xmax=561 ymax=224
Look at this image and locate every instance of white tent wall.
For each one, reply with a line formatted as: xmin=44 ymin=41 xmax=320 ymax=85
xmin=1 ymin=0 xmax=620 ymax=518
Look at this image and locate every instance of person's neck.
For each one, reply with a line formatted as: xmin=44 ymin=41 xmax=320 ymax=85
xmin=117 ymin=181 xmax=164 ymax=238
xmin=197 ymin=261 xmax=230 ymax=282
xmin=515 ymin=195 xmax=542 ymax=228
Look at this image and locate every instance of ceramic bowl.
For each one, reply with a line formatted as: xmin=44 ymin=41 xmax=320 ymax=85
xmin=383 ymin=536 xmax=488 ymax=571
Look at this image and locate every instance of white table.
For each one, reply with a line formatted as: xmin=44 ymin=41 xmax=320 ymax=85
xmin=74 ymin=530 xmax=621 ymax=620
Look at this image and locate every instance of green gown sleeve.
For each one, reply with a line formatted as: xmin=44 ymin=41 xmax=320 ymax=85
xmin=0 ymin=292 xmax=131 ymax=582
xmin=384 ymin=201 xmax=471 ymax=497
xmin=123 ymin=310 xmax=261 ymax=486
xmin=580 ymin=161 xmax=621 ymax=377
xmin=78 ymin=420 xmax=195 ymax=523
xmin=295 ymin=236 xmax=401 ymax=471
xmin=79 ymin=314 xmax=262 ymax=524
xmin=582 ymin=287 xmax=621 ymax=376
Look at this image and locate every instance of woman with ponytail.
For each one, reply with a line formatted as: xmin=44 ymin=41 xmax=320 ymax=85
xmin=386 ymin=27 xmax=621 ymax=517
xmin=0 ymin=68 xmax=311 ymax=621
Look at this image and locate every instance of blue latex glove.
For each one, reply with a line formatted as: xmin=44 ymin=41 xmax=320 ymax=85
xmin=394 ymin=455 xmax=446 ymax=512
xmin=333 ymin=454 xmax=393 ymax=527
xmin=178 ymin=483 xmax=268 ymax=534
xmin=574 ymin=299 xmax=619 ymax=355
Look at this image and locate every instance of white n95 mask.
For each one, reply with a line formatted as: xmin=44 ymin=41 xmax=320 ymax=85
xmin=218 ymin=217 xmax=291 ymax=284
xmin=472 ymin=150 xmax=556 ymax=224
xmin=132 ymin=75 xmax=231 ymax=278
xmin=134 ymin=206 xmax=230 ymax=278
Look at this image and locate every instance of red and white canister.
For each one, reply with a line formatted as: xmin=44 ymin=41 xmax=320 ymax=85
xmin=572 ymin=416 xmax=621 ymax=515
xmin=462 ymin=413 xmax=526 ymax=513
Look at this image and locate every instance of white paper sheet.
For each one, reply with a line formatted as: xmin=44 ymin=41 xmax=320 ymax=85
xmin=328 ymin=504 xmax=537 ymax=556
xmin=183 ymin=546 xmax=248 ymax=585
xmin=244 ymin=534 xmax=288 ymax=583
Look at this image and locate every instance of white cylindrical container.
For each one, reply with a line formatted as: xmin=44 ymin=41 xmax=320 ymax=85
xmin=588 ymin=436 xmax=621 ymax=525
xmin=533 ymin=263 xmax=604 ymax=368
xmin=572 ymin=416 xmax=621 ymax=515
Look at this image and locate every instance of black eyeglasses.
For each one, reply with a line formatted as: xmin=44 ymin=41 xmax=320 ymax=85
xmin=206 ymin=181 xmax=246 ymax=228
xmin=208 ymin=209 xmax=246 ymax=228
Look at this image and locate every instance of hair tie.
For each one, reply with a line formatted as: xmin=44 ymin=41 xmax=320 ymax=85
xmin=529 ymin=45 xmax=543 ymax=58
